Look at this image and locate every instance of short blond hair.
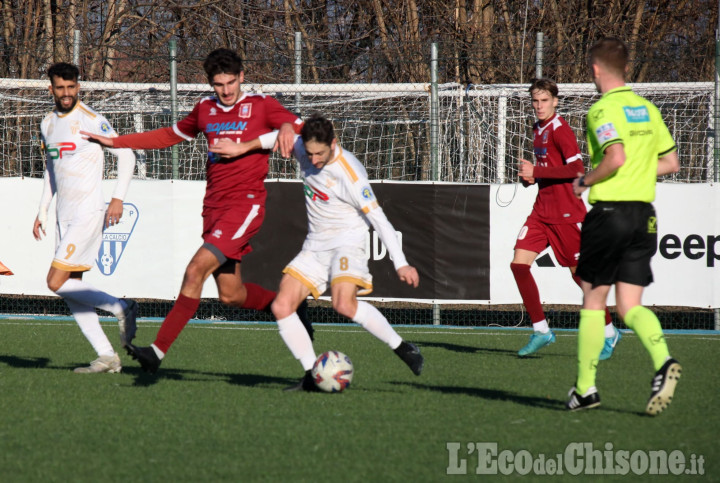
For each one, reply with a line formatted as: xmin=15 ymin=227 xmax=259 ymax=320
xmin=588 ymin=37 xmax=628 ymax=78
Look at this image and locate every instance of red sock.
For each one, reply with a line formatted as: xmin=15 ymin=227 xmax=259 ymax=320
xmin=572 ymin=273 xmax=612 ymax=326
xmin=511 ymin=263 xmax=545 ymax=323
xmin=242 ymin=283 xmax=276 ymax=312
xmin=154 ymin=294 xmax=200 ymax=353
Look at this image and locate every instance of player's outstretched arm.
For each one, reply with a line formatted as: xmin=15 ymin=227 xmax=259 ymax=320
xmin=397 ymin=265 xmax=419 ymax=288
xmin=209 ymin=138 xmax=262 ymax=159
xmin=80 ymin=130 xmax=114 ymax=147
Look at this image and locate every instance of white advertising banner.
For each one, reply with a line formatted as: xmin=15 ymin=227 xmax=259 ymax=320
xmin=490 ymin=183 xmax=719 ymax=308
xmin=1 ymin=178 xmax=717 ymax=307
xmin=0 ymin=177 xmax=215 ymax=300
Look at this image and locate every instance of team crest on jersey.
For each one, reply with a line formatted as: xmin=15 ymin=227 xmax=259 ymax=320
xmin=70 ymin=121 xmax=81 ymax=135
xmin=541 ymin=130 xmax=550 ymax=144
xmin=95 ymin=203 xmax=139 ymax=276
xmin=238 ymin=103 xmax=252 ymax=118
xmin=100 ymin=121 xmax=111 ymax=134
xmin=361 ymin=186 xmax=375 ymax=200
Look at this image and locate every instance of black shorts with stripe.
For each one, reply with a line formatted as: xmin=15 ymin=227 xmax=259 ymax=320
xmin=576 ymin=201 xmax=657 ymax=287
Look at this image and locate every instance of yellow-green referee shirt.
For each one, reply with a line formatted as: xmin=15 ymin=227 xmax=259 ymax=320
xmin=586 ymin=86 xmax=677 ymax=203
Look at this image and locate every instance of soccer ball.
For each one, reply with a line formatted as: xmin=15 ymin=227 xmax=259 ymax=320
xmin=311 ymin=351 xmax=354 ymax=393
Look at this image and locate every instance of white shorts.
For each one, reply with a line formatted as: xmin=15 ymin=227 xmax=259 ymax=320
xmin=283 ymin=246 xmax=373 ymax=299
xmin=52 ymin=210 xmax=104 ymax=272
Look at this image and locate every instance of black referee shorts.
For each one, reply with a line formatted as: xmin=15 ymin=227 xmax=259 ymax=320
xmin=576 ymin=201 xmax=658 ymax=287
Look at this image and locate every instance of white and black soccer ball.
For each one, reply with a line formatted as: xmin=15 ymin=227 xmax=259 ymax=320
xmin=311 ymin=350 xmax=354 ymax=393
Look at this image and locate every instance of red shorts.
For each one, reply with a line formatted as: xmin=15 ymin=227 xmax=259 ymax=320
xmin=514 ymin=215 xmax=581 ymax=267
xmin=202 ymin=203 xmax=265 ymax=261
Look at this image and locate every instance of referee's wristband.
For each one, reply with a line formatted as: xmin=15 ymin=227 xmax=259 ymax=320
xmin=578 ymin=176 xmax=587 ymax=187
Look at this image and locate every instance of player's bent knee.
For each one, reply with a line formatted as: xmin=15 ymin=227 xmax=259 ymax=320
xmin=332 ymin=300 xmax=356 ymax=320
xmin=271 ymin=297 xmax=293 ymax=320
xmin=47 ymin=280 xmax=63 ymax=293
xmin=218 ymin=292 xmax=242 ymax=307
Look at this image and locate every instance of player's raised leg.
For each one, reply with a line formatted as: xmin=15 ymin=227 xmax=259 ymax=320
xmin=125 ymin=246 xmax=219 ymax=373
xmin=332 ymin=281 xmax=424 ymax=376
xmin=48 ymin=268 xmax=126 ymax=373
xmin=215 ymin=259 xmax=314 ymax=341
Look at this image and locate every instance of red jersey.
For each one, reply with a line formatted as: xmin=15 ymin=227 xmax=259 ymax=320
xmin=114 ymin=93 xmax=301 ymax=209
xmin=529 ymin=113 xmax=586 ymax=224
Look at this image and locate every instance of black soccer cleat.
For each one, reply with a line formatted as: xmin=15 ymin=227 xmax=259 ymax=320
xmin=394 ymin=341 xmax=424 ymax=376
xmin=284 ymin=370 xmax=321 ymax=392
xmin=566 ymin=386 xmax=601 ymax=411
xmin=126 ymin=343 xmax=162 ymax=374
xmin=296 ymin=299 xmax=315 ymax=341
xmin=646 ymin=358 xmax=682 ymax=416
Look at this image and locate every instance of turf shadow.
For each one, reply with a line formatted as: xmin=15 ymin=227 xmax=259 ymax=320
xmin=395 ymin=381 xmax=564 ymax=410
xmin=0 ymin=354 xmax=51 ymax=368
xmin=395 ymin=381 xmax=647 ymax=415
xmin=417 ymin=340 xmax=518 ymax=356
xmin=122 ymin=367 xmax=297 ymax=388
xmin=206 ymin=371 xmax=298 ymax=388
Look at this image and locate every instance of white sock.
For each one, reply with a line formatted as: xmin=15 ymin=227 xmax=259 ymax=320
xmin=605 ymin=323 xmax=616 ymax=338
xmin=532 ymin=319 xmax=550 ymax=333
xmin=277 ymin=313 xmax=316 ymax=370
xmin=150 ymin=344 xmax=165 ymax=360
xmin=352 ymin=301 xmax=402 ymax=349
xmin=56 ymin=278 xmax=125 ymax=317
xmin=65 ymin=299 xmax=115 ymax=357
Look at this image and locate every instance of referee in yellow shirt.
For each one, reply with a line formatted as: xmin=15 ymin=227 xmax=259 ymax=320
xmin=567 ymin=38 xmax=681 ymax=415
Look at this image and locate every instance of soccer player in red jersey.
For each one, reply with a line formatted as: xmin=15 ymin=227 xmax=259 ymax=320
xmin=83 ymin=48 xmax=311 ymax=373
xmin=512 ymin=78 xmax=618 ymax=357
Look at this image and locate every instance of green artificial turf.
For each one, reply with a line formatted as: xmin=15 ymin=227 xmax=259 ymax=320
xmin=0 ymin=319 xmax=717 ymax=482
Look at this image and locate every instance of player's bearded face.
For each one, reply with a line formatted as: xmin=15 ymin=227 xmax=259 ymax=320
xmin=304 ymin=139 xmax=336 ymax=169
xmin=49 ymin=77 xmax=79 ymax=113
xmin=211 ymin=72 xmax=244 ymax=106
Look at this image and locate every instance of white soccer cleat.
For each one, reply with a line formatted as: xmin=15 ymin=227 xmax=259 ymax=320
xmin=74 ymin=354 xmax=122 ymax=374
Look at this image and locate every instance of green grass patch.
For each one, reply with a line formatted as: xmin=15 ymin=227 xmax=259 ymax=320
xmin=0 ymin=319 xmax=717 ymax=481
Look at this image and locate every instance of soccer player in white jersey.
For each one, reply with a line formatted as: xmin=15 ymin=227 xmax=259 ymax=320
xmin=213 ymin=115 xmax=424 ymax=391
xmin=32 ymin=62 xmax=138 ymax=374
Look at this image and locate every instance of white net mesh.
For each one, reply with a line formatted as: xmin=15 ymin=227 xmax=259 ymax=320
xmin=464 ymin=82 xmax=715 ymax=183
xmin=0 ymin=79 xmax=713 ymax=183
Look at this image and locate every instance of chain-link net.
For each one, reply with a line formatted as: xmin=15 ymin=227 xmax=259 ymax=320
xmin=0 ymin=80 xmax=714 ymax=183
xmin=464 ymin=82 xmax=715 ymax=183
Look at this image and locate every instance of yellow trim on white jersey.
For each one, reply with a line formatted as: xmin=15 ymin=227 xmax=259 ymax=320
xmin=283 ymin=266 xmax=321 ymax=299
xmin=331 ymin=276 xmax=373 ymax=296
xmin=336 ymin=153 xmax=359 ymax=183
xmin=51 ymin=260 xmax=92 ymax=272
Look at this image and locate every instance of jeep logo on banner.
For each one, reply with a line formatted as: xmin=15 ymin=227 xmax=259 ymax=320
xmin=95 ymin=202 xmax=139 ymax=275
